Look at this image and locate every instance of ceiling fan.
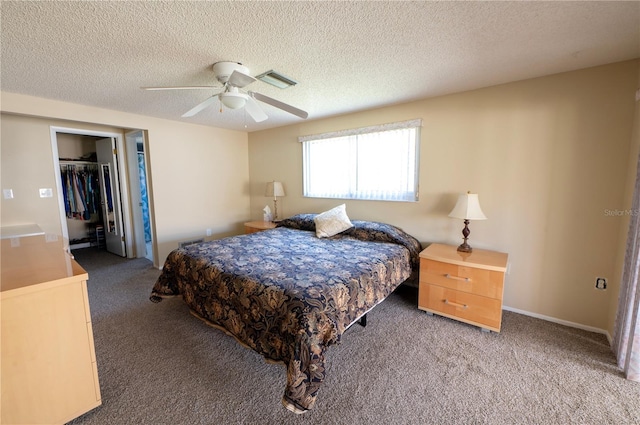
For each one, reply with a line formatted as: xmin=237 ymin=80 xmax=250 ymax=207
xmin=142 ymin=61 xmax=308 ymax=123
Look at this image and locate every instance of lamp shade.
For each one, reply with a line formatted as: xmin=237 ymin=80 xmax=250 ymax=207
xmin=448 ymin=193 xmax=487 ymax=220
xmin=265 ymin=181 xmax=285 ymax=197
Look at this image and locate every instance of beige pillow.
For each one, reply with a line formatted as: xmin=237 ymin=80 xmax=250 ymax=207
xmin=314 ymin=204 xmax=353 ymax=238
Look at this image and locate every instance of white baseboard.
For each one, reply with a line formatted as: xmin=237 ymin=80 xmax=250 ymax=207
xmin=503 ymin=305 xmax=612 ymax=343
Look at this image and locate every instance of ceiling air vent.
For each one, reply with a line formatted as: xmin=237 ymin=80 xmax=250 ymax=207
xmin=256 ymin=70 xmax=298 ymax=89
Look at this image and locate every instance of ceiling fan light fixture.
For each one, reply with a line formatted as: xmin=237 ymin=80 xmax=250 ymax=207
xmin=256 ymin=70 xmax=298 ymax=89
xmin=219 ymin=92 xmax=248 ymax=109
xmin=149 ymin=60 xmax=307 ymax=122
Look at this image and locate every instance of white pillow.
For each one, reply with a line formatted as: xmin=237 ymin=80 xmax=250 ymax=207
xmin=314 ymin=204 xmax=353 ymax=238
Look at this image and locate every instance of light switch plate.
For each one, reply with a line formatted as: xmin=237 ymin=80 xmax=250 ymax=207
xmin=3 ymin=189 xmax=14 ymax=199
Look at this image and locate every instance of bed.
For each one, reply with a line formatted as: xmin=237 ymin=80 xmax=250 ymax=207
xmin=150 ymin=214 xmax=421 ymax=412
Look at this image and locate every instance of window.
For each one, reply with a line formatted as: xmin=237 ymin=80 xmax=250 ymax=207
xmin=300 ymin=119 xmax=421 ymax=202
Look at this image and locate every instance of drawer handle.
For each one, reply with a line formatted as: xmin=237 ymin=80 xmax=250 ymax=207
xmin=445 ymin=273 xmax=471 ymax=282
xmin=444 ymin=299 xmax=468 ymax=309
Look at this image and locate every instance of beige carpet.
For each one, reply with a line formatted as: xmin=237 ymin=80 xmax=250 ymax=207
xmin=68 ymin=248 xmax=640 ymax=425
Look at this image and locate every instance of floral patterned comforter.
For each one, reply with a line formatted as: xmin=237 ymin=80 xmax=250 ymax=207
xmin=150 ymin=218 xmax=421 ymax=412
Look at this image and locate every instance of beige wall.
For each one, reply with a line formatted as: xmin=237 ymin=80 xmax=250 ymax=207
xmin=1 ymin=93 xmax=250 ymax=267
xmin=249 ymin=60 xmax=639 ymax=331
xmin=1 ymin=114 xmax=123 ymax=238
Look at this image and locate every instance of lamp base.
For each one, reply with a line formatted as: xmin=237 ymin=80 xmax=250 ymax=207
xmin=457 ymin=219 xmax=473 ymax=253
xmin=457 ymin=242 xmax=473 ymax=253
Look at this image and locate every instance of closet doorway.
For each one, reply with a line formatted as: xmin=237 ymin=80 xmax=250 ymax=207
xmin=51 ymin=126 xmax=134 ymax=258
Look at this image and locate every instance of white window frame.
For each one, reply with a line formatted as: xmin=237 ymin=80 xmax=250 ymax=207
xmin=299 ymin=119 xmax=421 ymax=202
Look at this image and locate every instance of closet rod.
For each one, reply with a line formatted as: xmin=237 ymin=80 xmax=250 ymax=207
xmin=59 ymin=160 xmax=98 ymax=166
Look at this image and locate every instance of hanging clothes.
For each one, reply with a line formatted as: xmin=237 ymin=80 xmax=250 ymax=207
xmin=60 ymin=163 xmax=100 ymax=220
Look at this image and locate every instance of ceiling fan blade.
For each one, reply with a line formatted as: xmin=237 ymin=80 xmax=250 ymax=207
xmin=182 ymin=96 xmax=218 ymax=117
xmin=244 ymin=96 xmax=268 ymax=122
xmin=141 ymin=86 xmax=218 ymax=91
xmin=249 ymin=91 xmax=308 ymax=119
xmin=227 ymin=70 xmax=256 ymax=88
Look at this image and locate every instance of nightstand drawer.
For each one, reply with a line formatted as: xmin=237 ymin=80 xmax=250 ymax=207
xmin=418 ymin=284 xmax=502 ymax=331
xmin=420 ymin=259 xmax=504 ymax=299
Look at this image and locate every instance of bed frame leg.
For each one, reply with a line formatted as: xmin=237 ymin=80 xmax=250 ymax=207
xmin=358 ymin=314 xmax=367 ymax=327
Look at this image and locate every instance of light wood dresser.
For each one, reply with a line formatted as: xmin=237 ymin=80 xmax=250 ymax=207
xmin=1 ymin=234 xmax=101 ymax=424
xmin=418 ymin=243 xmax=508 ymax=332
xmin=244 ymin=220 xmax=276 ymax=234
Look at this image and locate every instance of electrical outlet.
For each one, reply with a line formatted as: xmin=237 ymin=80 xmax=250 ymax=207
xmin=595 ymin=277 xmax=607 ymax=290
xmin=206 ymin=228 xmax=212 ymax=237
xmin=3 ymin=189 xmax=14 ymax=199
xmin=39 ymin=188 xmax=53 ymax=198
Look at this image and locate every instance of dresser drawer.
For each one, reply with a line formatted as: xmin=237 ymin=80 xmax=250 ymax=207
xmin=418 ymin=283 xmax=502 ymax=331
xmin=420 ymin=259 xmax=504 ymax=299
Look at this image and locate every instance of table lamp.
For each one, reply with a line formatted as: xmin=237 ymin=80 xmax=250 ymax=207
xmin=265 ymin=181 xmax=285 ymax=220
xmin=448 ymin=191 xmax=487 ymax=253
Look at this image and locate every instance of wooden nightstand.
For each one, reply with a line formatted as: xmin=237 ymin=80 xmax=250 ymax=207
xmin=418 ymin=243 xmax=508 ymax=332
xmin=244 ymin=221 xmax=276 ymax=234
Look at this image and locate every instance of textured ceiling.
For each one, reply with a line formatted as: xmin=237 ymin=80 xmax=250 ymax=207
xmin=2 ymin=1 xmax=639 ymax=132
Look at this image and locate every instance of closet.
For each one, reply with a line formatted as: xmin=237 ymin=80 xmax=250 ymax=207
xmin=57 ymin=133 xmax=106 ymax=250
